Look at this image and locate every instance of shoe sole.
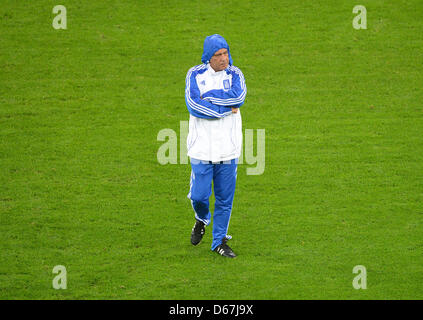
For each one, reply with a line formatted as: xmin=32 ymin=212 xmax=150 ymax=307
xmin=191 ymin=239 xmax=202 ymax=246
xmin=215 ymin=252 xmax=236 ymax=258
xmin=214 ymin=248 xmax=236 ymax=258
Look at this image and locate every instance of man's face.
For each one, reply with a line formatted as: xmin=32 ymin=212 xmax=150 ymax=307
xmin=210 ymin=48 xmax=229 ymax=72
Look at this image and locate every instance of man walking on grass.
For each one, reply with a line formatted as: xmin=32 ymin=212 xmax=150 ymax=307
xmin=185 ymin=34 xmax=247 ymax=258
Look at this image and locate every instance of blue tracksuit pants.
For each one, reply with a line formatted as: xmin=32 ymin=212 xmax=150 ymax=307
xmin=187 ymin=158 xmax=238 ymax=251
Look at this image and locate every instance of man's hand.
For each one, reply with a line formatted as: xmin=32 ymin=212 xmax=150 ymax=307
xmin=231 ymin=107 xmax=238 ymax=113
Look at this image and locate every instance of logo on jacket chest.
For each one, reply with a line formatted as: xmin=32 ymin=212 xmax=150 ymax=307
xmin=223 ymin=79 xmax=230 ymax=90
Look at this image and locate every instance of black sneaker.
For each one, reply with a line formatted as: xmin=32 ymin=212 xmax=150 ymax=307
xmin=191 ymin=220 xmax=205 ymax=245
xmin=214 ymin=239 xmax=236 ymax=258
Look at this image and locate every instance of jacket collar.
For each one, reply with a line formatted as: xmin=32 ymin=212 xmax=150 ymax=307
xmin=207 ymin=63 xmax=227 ymax=75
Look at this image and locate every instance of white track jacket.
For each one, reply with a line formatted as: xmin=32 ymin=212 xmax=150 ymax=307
xmin=185 ymin=63 xmax=247 ymax=162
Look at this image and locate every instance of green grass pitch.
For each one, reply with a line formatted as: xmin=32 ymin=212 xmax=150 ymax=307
xmin=1 ymin=0 xmax=422 ymax=299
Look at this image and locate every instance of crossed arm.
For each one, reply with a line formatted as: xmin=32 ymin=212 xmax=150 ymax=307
xmin=185 ymin=66 xmax=246 ymax=119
